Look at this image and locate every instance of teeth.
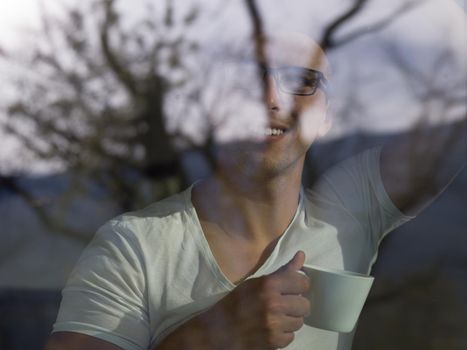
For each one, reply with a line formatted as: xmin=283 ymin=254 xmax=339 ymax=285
xmin=265 ymin=127 xmax=285 ymax=136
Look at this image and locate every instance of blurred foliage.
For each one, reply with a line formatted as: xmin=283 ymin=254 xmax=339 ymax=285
xmin=2 ymin=0 xmax=200 ymax=213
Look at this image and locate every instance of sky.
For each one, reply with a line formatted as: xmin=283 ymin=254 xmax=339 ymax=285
xmin=0 ymin=1 xmax=44 ymax=49
xmin=0 ymin=0 xmax=465 ymax=174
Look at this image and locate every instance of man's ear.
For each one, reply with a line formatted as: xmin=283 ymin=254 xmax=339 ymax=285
xmin=318 ymin=100 xmax=333 ymax=137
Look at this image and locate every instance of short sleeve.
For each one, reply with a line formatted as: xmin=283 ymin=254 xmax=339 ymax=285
xmin=52 ymin=219 xmax=150 ymax=350
xmin=312 ymin=147 xmax=415 ymax=247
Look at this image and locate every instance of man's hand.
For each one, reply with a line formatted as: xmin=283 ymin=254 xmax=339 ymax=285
xmin=157 ymin=251 xmax=310 ymax=350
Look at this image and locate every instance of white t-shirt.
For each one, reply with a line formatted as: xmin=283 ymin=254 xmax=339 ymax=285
xmin=52 ymin=148 xmax=413 ymax=350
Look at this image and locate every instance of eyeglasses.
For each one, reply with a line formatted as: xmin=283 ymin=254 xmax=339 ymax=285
xmin=260 ymin=65 xmax=328 ymax=96
xmin=220 ymin=60 xmax=328 ymax=97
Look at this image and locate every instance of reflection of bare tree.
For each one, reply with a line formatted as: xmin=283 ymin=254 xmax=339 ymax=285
xmin=1 ymin=0 xmax=199 ymax=238
xmin=1 ymin=0 xmax=461 ymax=239
xmin=320 ymin=0 xmax=421 ymax=51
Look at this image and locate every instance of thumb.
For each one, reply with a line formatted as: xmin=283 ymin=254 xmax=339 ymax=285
xmin=283 ymin=251 xmax=306 ymax=271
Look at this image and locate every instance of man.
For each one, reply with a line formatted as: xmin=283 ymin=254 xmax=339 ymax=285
xmin=45 ymin=31 xmax=465 ymax=350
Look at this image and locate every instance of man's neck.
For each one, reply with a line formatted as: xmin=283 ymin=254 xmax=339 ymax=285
xmin=192 ymin=163 xmax=303 ymax=244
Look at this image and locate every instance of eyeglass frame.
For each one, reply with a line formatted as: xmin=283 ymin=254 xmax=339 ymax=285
xmin=258 ymin=64 xmax=328 ymax=97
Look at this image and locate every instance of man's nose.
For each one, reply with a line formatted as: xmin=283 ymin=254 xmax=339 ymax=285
xmin=265 ymin=74 xmax=282 ymax=112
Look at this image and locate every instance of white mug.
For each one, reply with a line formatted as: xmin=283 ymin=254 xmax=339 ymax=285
xmin=299 ymin=264 xmax=374 ymax=333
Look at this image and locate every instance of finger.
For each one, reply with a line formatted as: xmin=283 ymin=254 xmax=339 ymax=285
xmin=275 ymin=251 xmax=306 ymax=274
xmin=271 ymin=332 xmax=295 ymax=350
xmin=286 ymin=251 xmax=306 ymax=271
xmin=277 ymin=271 xmax=310 ymax=295
xmin=280 ymin=295 xmax=311 ymax=317
xmin=280 ymin=315 xmax=305 ymax=333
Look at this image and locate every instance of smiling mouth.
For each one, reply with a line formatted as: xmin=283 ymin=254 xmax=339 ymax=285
xmin=265 ymin=127 xmax=287 ymax=136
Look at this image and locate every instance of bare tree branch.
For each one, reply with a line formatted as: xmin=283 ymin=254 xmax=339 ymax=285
xmin=320 ymin=0 xmax=369 ymax=51
xmin=333 ymin=0 xmax=421 ymax=48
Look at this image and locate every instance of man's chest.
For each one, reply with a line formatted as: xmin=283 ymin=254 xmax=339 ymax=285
xmin=199 ymin=222 xmax=283 ymax=285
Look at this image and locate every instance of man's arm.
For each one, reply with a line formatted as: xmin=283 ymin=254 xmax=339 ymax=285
xmin=381 ymin=118 xmax=467 ymax=216
xmin=44 ymin=332 xmax=123 ymax=350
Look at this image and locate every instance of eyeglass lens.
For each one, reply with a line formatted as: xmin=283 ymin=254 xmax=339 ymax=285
xmin=270 ymin=67 xmax=323 ymax=96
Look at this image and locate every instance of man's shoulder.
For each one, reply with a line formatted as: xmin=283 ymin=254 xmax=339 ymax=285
xmin=306 ymin=148 xmax=382 ymax=196
xmin=124 ymin=187 xmax=190 ymax=220
xmin=101 ymin=186 xmax=193 ymax=241
xmin=301 ymin=148 xmax=382 ymax=216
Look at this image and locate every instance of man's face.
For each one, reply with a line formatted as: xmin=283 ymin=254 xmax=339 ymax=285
xmin=212 ymin=32 xmax=331 ymax=179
